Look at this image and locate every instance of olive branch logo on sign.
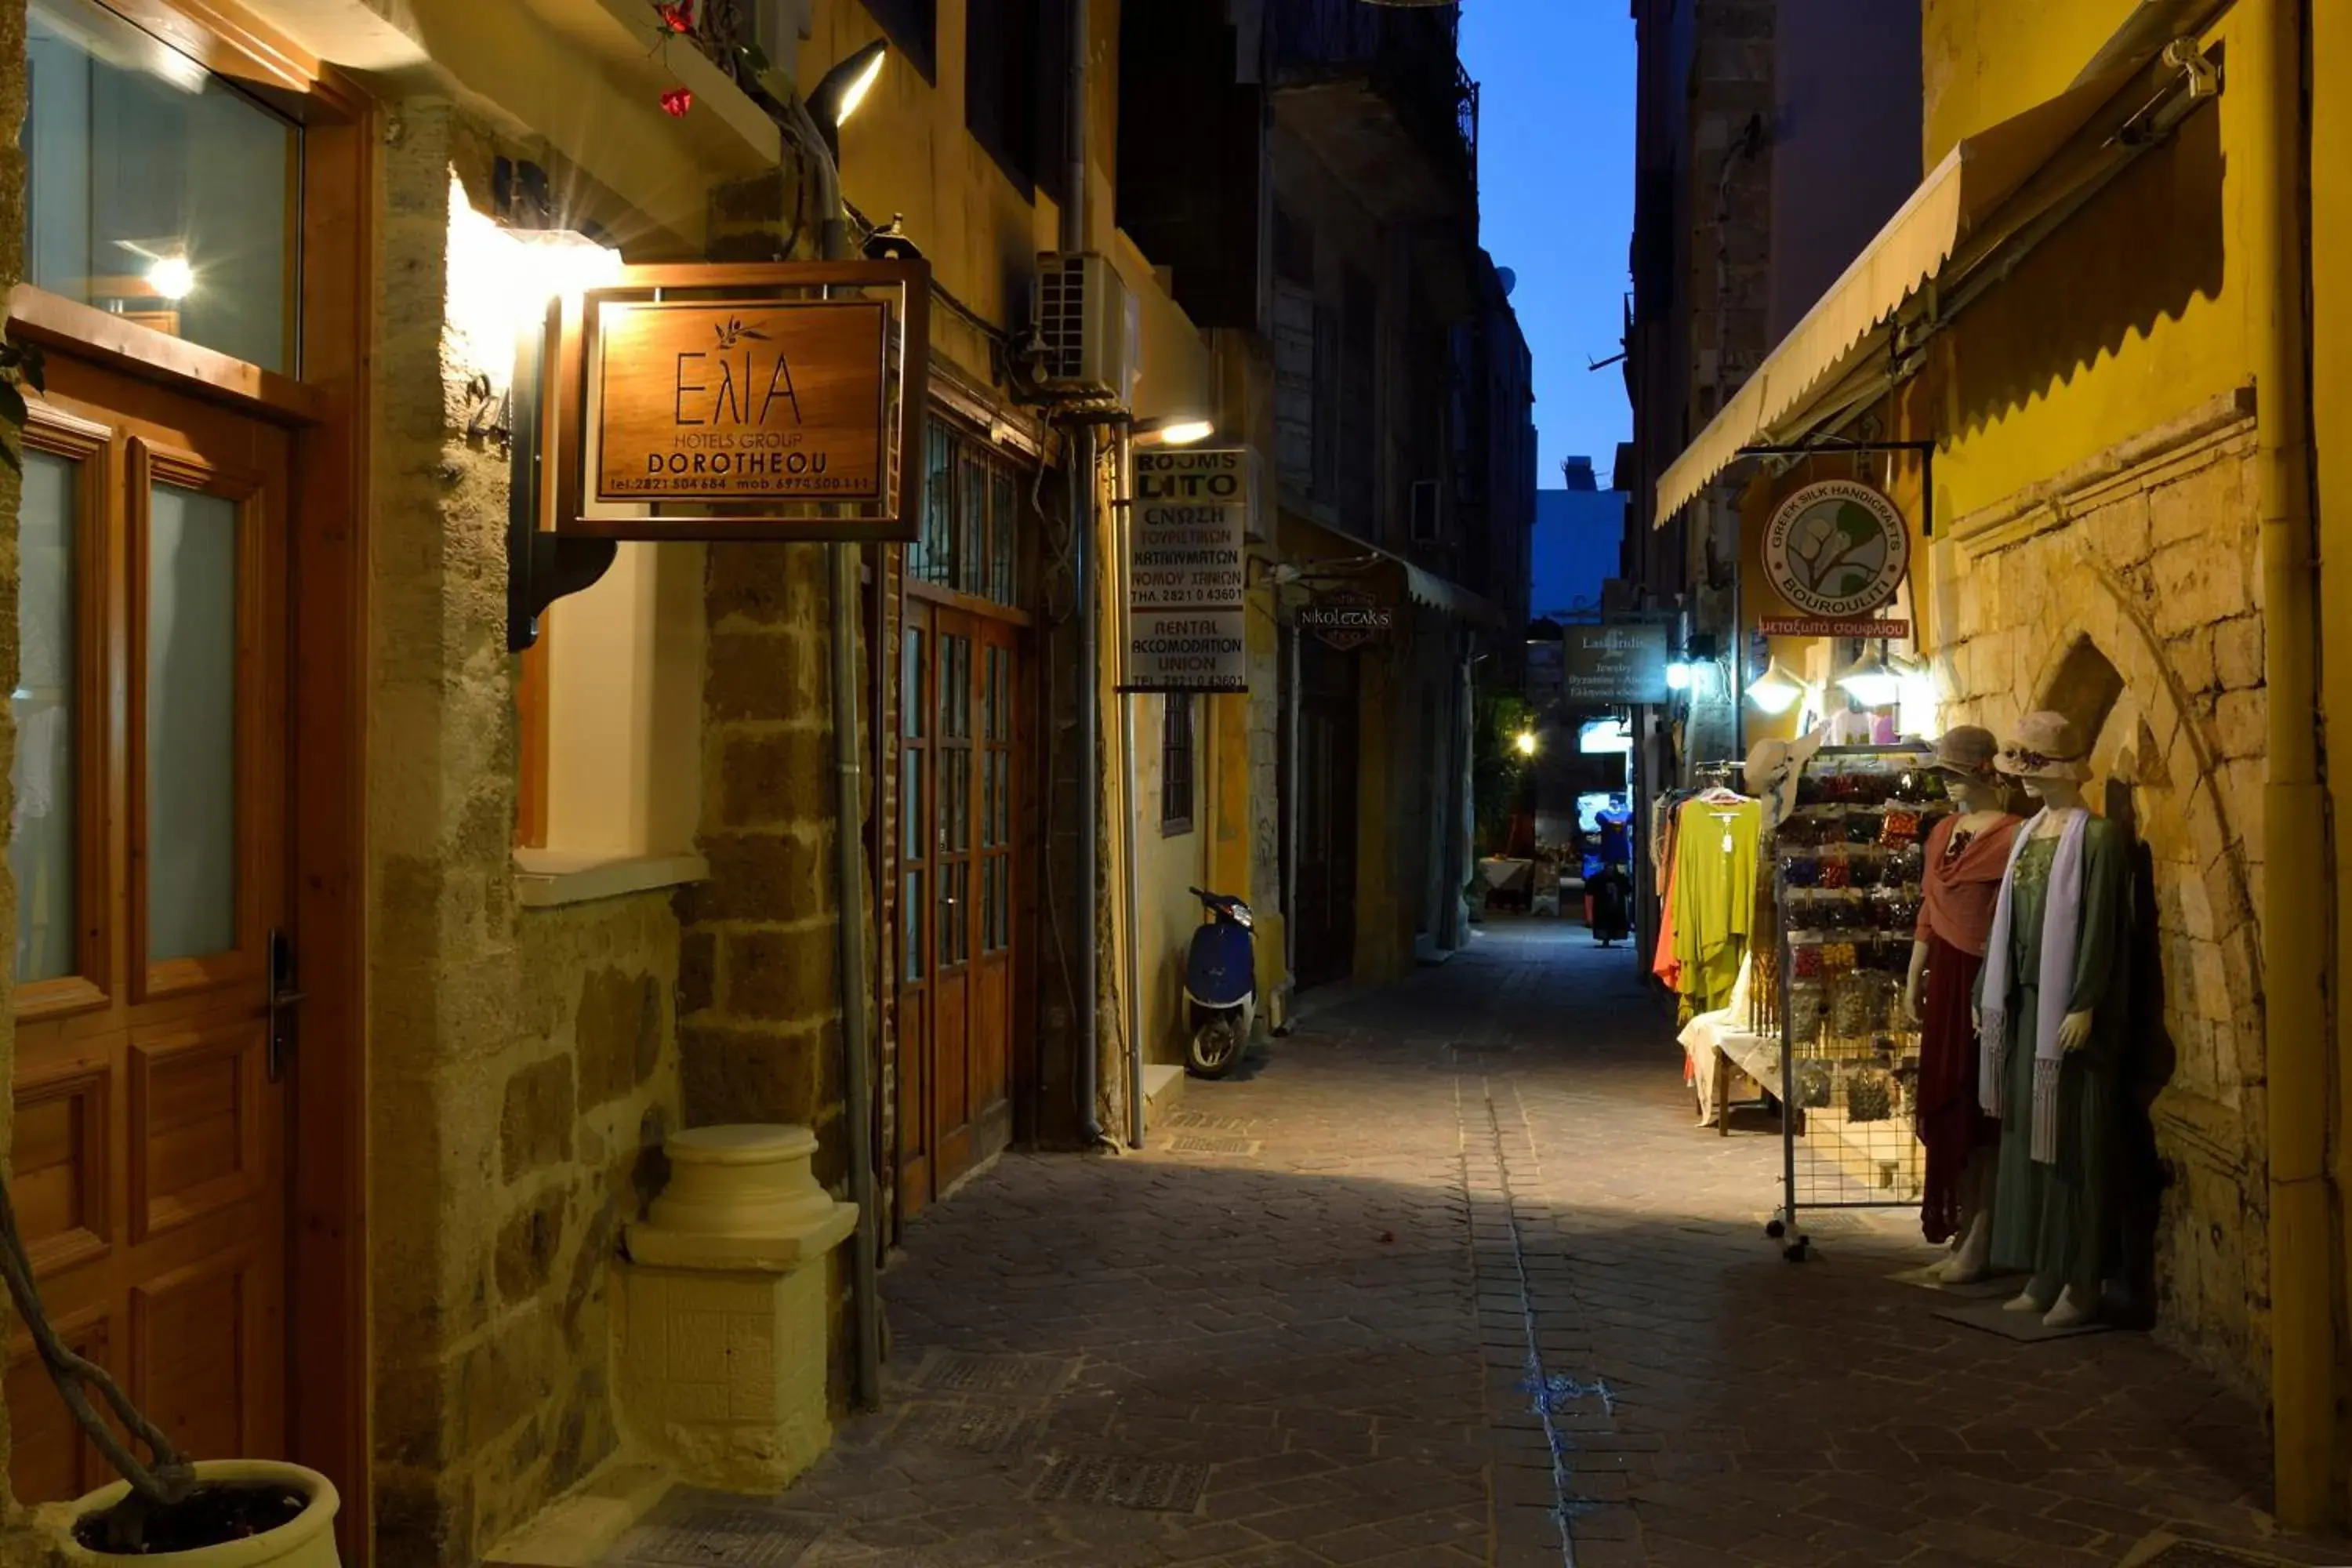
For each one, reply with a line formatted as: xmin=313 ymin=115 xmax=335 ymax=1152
xmin=1762 ymin=479 xmax=1911 ymax=619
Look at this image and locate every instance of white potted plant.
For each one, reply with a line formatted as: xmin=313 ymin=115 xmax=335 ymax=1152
xmin=0 ymin=1179 xmax=341 ymax=1564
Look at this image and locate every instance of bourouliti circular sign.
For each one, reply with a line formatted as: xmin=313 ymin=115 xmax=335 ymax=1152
xmin=1762 ymin=479 xmax=1911 ymax=619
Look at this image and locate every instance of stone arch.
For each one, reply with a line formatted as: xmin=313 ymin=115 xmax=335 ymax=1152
xmin=2020 ymin=557 xmax=2257 ymax=1042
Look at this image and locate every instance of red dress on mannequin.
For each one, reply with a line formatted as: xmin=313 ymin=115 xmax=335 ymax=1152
xmin=1915 ymin=811 xmax=2020 ymax=1243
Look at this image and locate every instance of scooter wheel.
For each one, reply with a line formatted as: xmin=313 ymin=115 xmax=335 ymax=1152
xmin=1187 ymin=1018 xmax=1244 ymax=1080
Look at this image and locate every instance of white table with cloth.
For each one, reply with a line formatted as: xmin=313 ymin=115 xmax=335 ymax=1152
xmin=1676 ymin=953 xmax=1780 ymax=1134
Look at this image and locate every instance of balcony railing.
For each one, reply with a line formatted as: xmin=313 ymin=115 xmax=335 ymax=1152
xmin=1271 ymin=0 xmax=1478 ymax=183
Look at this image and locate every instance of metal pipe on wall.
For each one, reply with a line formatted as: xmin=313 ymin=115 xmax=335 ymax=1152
xmin=2244 ymin=0 xmax=2333 ymax=1526
xmin=795 ymin=98 xmax=884 ymax=1410
xmin=1064 ymin=0 xmax=1105 ymax=1146
xmin=1116 ymin=427 xmax=1146 ymax=1149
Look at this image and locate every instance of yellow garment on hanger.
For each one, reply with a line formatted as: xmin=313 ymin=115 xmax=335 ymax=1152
xmin=1671 ymin=795 xmax=1762 ymax=1014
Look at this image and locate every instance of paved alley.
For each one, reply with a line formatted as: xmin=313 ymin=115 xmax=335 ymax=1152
xmin=607 ymin=920 xmax=2346 ymax=1568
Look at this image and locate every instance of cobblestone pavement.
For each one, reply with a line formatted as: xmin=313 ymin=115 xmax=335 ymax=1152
xmin=606 ymin=920 xmax=2350 ymax=1567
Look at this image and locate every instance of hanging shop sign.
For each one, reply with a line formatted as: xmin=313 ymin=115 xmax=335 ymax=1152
xmin=1561 ymin=622 xmax=1671 ymax=705
xmin=1298 ymin=587 xmax=1399 ymax=652
xmin=555 ymin=260 xmax=929 ymax=541
xmin=1759 ymin=617 xmax=1913 ymax=640
xmin=1123 ymin=448 xmax=1251 ymax=693
xmin=1761 ymin=479 xmax=1911 ymax=619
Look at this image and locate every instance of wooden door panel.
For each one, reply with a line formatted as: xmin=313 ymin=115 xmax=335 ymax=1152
xmin=931 ymin=613 xmax=977 ymax=1191
xmin=132 ymin=1243 xmax=280 ymax=1461
xmin=8 ymin=1309 xmax=117 ymax=1501
xmin=7 ymin=354 xmax=292 ymax=1505
xmin=13 ymin=1051 xmax=111 ymax=1279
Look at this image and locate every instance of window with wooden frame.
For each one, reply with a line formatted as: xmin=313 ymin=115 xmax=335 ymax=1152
xmin=911 ymin=423 xmax=1025 ymax=608
xmin=1160 ymin=694 xmax=1195 ymax=836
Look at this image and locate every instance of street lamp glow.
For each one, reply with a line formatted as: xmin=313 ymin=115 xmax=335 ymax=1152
xmin=815 ymin=39 xmax=889 ymax=128
xmin=1513 ymin=728 xmax=1539 ymax=758
xmin=1134 ymin=416 xmax=1215 ymax=448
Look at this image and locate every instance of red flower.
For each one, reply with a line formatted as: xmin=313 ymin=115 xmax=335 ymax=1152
xmin=655 ymin=1 xmax=691 ymax=32
xmin=660 ymin=85 xmax=693 ymax=117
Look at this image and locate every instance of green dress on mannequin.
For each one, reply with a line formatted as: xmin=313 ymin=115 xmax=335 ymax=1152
xmin=1987 ymin=817 xmax=2129 ymax=1301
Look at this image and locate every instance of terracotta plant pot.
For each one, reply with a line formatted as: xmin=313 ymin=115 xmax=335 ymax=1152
xmin=56 ymin=1461 xmax=340 ymax=1567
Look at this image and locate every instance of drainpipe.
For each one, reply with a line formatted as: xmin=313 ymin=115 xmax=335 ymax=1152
xmin=1065 ymin=0 xmax=1105 ymax=1146
xmin=1116 ymin=425 xmax=1147 ymax=1148
xmin=2246 ymin=0 xmax=2333 ymax=1526
xmin=795 ymin=99 xmax=884 ymax=1410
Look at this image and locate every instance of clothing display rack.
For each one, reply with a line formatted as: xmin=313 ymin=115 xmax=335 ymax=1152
xmin=1766 ymin=744 xmax=1949 ymax=1260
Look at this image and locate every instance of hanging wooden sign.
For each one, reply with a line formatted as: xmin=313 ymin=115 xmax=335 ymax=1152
xmin=555 ymin=260 xmax=929 ymax=542
xmin=1299 ymin=587 xmax=1399 ymax=652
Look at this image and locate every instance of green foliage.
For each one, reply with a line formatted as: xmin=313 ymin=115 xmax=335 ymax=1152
xmin=1472 ymin=692 xmax=1533 ymax=857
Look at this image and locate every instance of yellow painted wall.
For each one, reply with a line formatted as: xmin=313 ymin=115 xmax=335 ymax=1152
xmin=1922 ymin=1 xmax=2248 ymax=525
xmin=2309 ymin=0 xmax=2352 ymax=1522
xmin=545 ymin=542 xmax=706 ymax=855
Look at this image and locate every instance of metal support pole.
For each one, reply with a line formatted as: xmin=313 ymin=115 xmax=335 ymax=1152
xmin=1116 ymin=428 xmax=1146 ymax=1149
xmin=797 ymin=98 xmax=884 ymax=1411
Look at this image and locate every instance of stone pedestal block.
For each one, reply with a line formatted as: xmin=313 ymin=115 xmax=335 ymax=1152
xmin=615 ymin=1125 xmax=858 ymax=1493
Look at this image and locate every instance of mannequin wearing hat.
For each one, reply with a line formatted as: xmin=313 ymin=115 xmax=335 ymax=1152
xmin=1900 ymin=726 xmax=2020 ymax=1280
xmin=1973 ymin=712 xmax=2131 ymax=1328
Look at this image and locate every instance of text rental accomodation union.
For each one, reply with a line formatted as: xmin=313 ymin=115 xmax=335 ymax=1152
xmin=1128 ymin=449 xmax=1250 ymax=692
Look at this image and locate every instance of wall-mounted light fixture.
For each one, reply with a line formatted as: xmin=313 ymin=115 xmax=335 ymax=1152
xmin=1835 ymin=648 xmax=1904 ymax=708
xmin=1744 ymin=659 xmax=1808 ymax=715
xmin=1131 ymin=415 xmax=1215 ymax=449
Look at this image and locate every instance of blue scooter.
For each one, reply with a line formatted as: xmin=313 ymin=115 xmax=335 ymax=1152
xmin=1184 ymin=887 xmax=1257 ymax=1079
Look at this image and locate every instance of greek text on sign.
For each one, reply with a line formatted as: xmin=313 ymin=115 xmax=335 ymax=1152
xmin=1128 ymin=448 xmax=1251 ymax=692
xmin=1758 ymin=617 xmax=1913 ymax=639
xmin=1762 ymin=479 xmax=1911 ymax=619
xmin=595 ymin=298 xmax=887 ymax=503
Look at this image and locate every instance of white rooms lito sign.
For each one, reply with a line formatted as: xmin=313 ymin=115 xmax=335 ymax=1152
xmin=1127 ymin=448 xmax=1250 ymax=692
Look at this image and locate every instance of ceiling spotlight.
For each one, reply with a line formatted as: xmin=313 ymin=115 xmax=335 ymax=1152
xmin=146 ymin=256 xmax=195 ymax=300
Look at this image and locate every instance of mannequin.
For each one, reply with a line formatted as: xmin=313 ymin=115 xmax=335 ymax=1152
xmin=1973 ymin=712 xmax=2129 ymax=1329
xmin=1900 ymin=727 xmax=2019 ymax=1280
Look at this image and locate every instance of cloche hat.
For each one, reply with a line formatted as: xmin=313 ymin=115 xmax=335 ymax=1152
xmin=1994 ymin=711 xmax=2093 ymax=782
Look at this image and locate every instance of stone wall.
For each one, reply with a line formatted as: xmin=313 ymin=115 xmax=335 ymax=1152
xmin=1933 ymin=390 xmax=2270 ymax=1392
xmin=369 ymin=106 xmax=686 ymax=1565
xmin=675 ymin=541 xmax=862 ymax=1400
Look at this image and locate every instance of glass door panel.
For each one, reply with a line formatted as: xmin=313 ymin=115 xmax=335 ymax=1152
xmin=142 ymin=482 xmax=240 ymax=963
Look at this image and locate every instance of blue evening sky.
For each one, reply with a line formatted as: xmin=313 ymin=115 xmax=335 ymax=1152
xmin=1461 ymin=1 xmax=1637 ymax=490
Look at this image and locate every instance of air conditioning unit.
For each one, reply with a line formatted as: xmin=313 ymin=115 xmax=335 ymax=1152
xmin=1410 ymin=478 xmax=1444 ymax=544
xmin=1033 ymin=252 xmax=1139 ymax=404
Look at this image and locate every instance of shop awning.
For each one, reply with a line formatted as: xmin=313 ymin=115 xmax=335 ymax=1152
xmin=1652 ymin=64 xmax=2144 ymax=524
xmin=1280 ymin=513 xmax=1508 ymax=630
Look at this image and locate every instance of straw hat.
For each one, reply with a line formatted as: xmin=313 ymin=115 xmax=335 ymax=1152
xmin=1744 ymin=726 xmax=1826 ymax=825
xmin=1994 ymin=711 xmax=2093 ymax=782
xmin=1928 ymin=725 xmax=2000 ymax=781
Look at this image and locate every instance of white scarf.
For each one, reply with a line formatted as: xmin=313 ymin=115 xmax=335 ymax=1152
xmin=1977 ymin=806 xmax=2089 ymax=1165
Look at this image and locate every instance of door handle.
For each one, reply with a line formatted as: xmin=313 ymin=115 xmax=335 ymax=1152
xmin=267 ymin=929 xmax=304 ymax=1083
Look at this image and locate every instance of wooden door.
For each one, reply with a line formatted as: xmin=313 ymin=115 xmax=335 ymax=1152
xmin=930 ymin=609 xmax=977 ymax=1188
xmin=895 ymin=605 xmax=934 ymax=1214
xmin=895 ymin=599 xmax=1022 ymax=1218
xmin=7 ymin=356 xmax=291 ymax=1501
xmin=967 ymin=621 xmax=1015 ymax=1150
xmin=1294 ymin=638 xmax=1359 ymax=992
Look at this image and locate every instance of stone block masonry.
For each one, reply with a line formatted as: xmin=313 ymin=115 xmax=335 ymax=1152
xmin=368 ymin=105 xmax=688 ymax=1567
xmin=677 ymin=538 xmax=866 ymax=1405
xmin=1940 ymin=401 xmax=2270 ymax=1396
